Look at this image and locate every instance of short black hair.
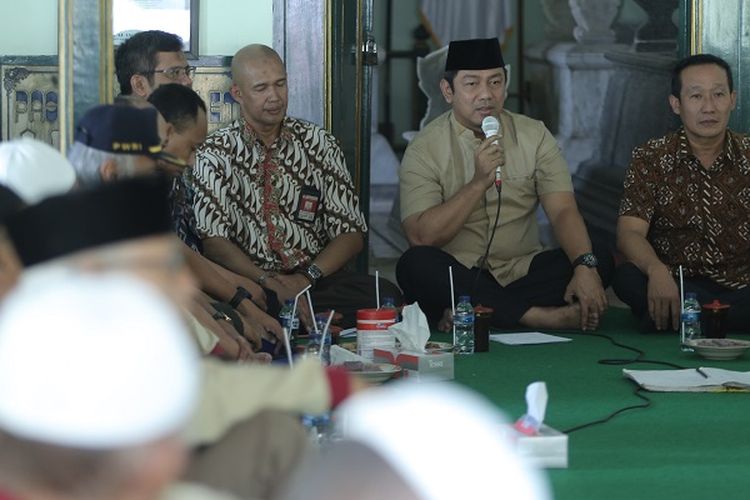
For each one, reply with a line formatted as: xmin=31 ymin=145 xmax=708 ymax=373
xmin=442 ymin=68 xmax=507 ymax=92
xmin=147 ymin=84 xmax=206 ymax=133
xmin=115 ymin=30 xmax=184 ymax=95
xmin=671 ymin=54 xmax=734 ymax=99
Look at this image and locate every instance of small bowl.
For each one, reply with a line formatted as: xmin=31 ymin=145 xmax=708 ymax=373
xmin=345 ymin=362 xmax=402 ymax=384
xmin=686 ymin=338 xmax=750 ymax=361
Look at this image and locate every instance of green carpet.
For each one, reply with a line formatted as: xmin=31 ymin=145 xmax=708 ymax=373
xmin=442 ymin=307 xmax=750 ymax=500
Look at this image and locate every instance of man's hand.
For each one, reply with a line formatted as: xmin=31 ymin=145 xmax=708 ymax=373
xmin=564 ymin=266 xmax=607 ymax=331
xmin=237 ymin=278 xmax=268 ymax=310
xmin=646 ymin=264 xmax=680 ymax=331
xmin=472 ymin=136 xmax=505 ymax=189
xmin=238 ymin=306 xmax=285 ymax=355
xmin=265 ymin=274 xmax=315 ymax=331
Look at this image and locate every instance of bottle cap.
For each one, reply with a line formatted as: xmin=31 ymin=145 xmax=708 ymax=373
xmin=702 ymin=299 xmax=729 ymax=310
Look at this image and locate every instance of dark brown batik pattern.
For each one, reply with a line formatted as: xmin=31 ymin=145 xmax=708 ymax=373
xmin=619 ymin=128 xmax=750 ymax=289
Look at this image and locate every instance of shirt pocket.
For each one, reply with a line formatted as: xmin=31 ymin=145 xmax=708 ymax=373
xmin=501 ymin=173 xmax=537 ymax=214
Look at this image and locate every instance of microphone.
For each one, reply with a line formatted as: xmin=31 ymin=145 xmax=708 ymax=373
xmin=481 ymin=116 xmax=502 ymax=190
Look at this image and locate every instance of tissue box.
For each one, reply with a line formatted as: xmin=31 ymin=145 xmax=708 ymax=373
xmin=505 ymin=424 xmax=568 ymax=468
xmin=372 ymin=348 xmax=454 ymax=382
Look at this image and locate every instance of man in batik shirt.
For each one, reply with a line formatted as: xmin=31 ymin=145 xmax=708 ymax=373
xmin=613 ymin=54 xmax=750 ymax=332
xmin=193 ymin=44 xmax=401 ymax=327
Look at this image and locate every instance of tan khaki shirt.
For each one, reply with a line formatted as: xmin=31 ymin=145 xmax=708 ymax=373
xmin=400 ymin=110 xmax=572 ymax=285
xmin=185 ymin=357 xmax=330 ymax=446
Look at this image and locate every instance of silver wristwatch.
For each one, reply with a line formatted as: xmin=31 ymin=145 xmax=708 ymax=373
xmin=302 ymin=263 xmax=324 ymax=286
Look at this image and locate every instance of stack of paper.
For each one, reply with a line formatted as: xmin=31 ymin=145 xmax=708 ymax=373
xmin=623 ymin=368 xmax=750 ymax=392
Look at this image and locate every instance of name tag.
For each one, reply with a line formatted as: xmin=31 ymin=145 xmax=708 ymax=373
xmin=296 ymin=186 xmax=321 ymax=222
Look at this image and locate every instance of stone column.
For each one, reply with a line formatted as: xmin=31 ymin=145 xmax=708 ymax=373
xmin=632 ymin=0 xmax=680 ymax=53
xmin=568 ymin=0 xmax=621 ymax=44
xmin=541 ymin=0 xmax=576 ymax=42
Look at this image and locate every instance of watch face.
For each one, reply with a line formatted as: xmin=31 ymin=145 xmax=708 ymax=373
xmin=308 ymin=264 xmax=323 ymax=280
xmin=582 ymin=253 xmax=598 ymax=267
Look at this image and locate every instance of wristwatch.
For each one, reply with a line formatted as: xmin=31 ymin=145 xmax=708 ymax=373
xmin=572 ymin=252 xmax=598 ymax=269
xmin=229 ymin=286 xmax=253 ymax=309
xmin=300 ymin=263 xmax=324 ymax=287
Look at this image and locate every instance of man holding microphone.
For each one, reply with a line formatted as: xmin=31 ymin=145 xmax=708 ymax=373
xmin=397 ymin=37 xmax=611 ymax=332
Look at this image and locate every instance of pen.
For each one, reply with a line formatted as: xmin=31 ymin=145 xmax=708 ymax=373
xmin=695 ymin=367 xmax=708 ymax=379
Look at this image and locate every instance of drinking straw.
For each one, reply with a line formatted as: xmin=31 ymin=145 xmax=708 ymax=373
xmin=375 ymin=270 xmax=381 ymax=309
xmin=305 ymin=289 xmax=319 ymax=335
xmin=289 ymin=284 xmax=312 ymax=339
xmin=282 ymin=327 xmax=294 ymax=367
xmin=319 ymin=309 xmax=335 ymax=361
xmin=449 ymin=265 xmax=456 ymax=347
xmin=679 ymin=265 xmax=685 ymax=341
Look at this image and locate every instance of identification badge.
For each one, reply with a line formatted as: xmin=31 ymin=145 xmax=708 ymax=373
xmin=295 ymin=186 xmax=321 ymax=222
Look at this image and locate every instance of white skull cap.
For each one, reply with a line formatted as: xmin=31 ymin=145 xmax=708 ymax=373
xmin=335 ymin=382 xmax=551 ymax=500
xmin=0 ymin=273 xmax=200 ymax=448
xmin=0 ymin=138 xmax=76 ymax=204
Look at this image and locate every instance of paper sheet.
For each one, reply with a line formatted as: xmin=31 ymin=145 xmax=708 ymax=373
xmin=338 ymin=327 xmax=357 ymax=338
xmin=490 ymin=332 xmax=572 ymax=345
xmin=623 ymin=368 xmax=750 ymax=392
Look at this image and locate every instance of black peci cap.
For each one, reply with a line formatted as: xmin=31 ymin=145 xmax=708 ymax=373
xmin=5 ymin=176 xmax=172 ymax=267
xmin=445 ymin=38 xmax=505 ymax=72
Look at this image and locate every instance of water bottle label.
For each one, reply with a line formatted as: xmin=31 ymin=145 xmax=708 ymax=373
xmin=454 ymin=310 xmax=475 ymax=324
xmin=681 ymin=311 xmax=699 ymax=323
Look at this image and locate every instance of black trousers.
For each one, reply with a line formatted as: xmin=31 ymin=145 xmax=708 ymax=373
xmin=264 ymin=271 xmax=403 ymax=329
xmin=396 ymin=246 xmax=613 ymax=329
xmin=612 ymin=262 xmax=750 ymax=332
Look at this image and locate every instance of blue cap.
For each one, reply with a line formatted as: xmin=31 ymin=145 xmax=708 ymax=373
xmin=74 ymin=104 xmax=168 ymax=159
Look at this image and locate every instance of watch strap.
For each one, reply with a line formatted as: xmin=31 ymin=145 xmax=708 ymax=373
xmin=229 ymin=286 xmax=253 ymax=309
xmin=572 ymin=252 xmax=597 ymax=268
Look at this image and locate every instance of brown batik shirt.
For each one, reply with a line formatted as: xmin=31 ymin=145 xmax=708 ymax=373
xmin=619 ymin=128 xmax=750 ymax=289
xmin=192 ymin=116 xmax=367 ymax=272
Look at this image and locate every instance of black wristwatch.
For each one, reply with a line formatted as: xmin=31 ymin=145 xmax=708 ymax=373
xmin=299 ymin=263 xmax=324 ymax=287
xmin=572 ymin=252 xmax=598 ymax=269
xmin=229 ymin=286 xmax=253 ymax=309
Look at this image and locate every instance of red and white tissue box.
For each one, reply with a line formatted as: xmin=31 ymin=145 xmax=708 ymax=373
xmin=504 ymin=424 xmax=568 ymax=469
xmin=372 ymin=348 xmax=454 ymax=382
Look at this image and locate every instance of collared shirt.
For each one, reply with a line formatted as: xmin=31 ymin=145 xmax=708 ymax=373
xmin=400 ymin=110 xmax=572 ymax=285
xmin=192 ymin=116 xmax=367 ymax=272
xmin=169 ymin=171 xmax=203 ymax=253
xmin=619 ymin=128 xmax=750 ymax=290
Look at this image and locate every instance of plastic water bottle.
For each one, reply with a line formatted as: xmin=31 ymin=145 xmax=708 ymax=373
xmin=381 ymin=296 xmax=400 ymax=322
xmin=454 ymin=295 xmax=475 ymax=354
xmin=301 ymin=412 xmax=334 ymax=448
xmin=310 ymin=313 xmax=332 ymax=366
xmin=681 ymin=292 xmax=702 ymax=351
xmin=279 ymin=299 xmax=299 ymax=340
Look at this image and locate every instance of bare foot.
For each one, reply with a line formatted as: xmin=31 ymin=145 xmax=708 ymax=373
xmin=520 ymin=303 xmax=599 ymax=331
xmin=437 ymin=308 xmax=453 ymax=332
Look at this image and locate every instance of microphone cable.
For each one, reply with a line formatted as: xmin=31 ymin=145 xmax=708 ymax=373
xmin=470 ymin=182 xmax=502 ymax=299
xmin=559 ymin=331 xmax=699 ymax=434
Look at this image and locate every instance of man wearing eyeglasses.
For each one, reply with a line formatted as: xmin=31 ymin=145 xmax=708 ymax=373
xmin=115 ymin=30 xmax=195 ymax=99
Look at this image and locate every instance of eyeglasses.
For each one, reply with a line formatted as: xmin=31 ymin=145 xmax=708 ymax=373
xmin=144 ymin=65 xmax=196 ymax=81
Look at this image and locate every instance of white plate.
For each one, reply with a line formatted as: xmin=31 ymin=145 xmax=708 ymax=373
xmin=686 ymin=338 xmax=750 ymax=361
xmin=424 ymin=341 xmax=454 ymax=353
xmin=347 ymin=363 xmax=402 ymax=384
